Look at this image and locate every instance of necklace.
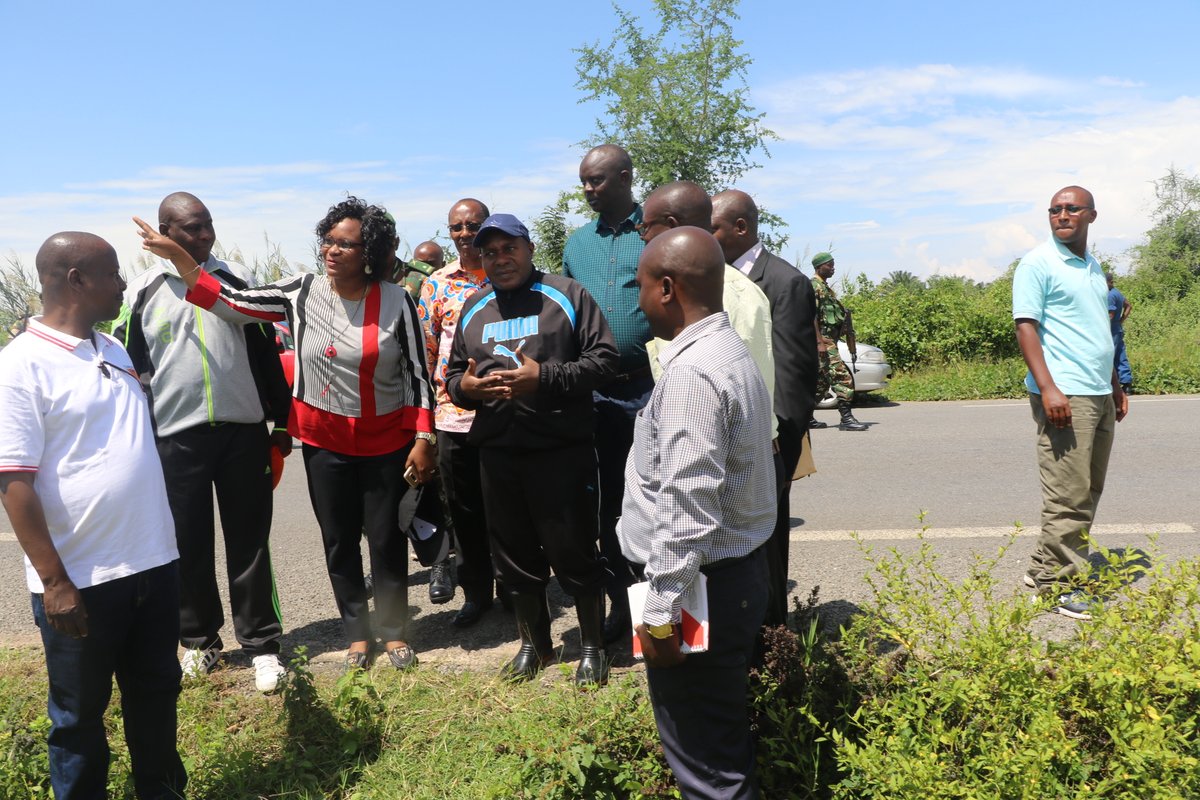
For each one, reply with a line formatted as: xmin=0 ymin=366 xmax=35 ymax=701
xmin=324 ymin=277 xmax=368 ymax=358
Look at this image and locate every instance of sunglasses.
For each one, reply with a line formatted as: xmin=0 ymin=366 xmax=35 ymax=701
xmin=449 ymin=221 xmax=483 ymax=233
xmin=1047 ymin=205 xmax=1093 ymax=215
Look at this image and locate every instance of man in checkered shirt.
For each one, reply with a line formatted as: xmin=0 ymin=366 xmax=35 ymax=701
xmin=618 ymin=226 xmax=774 ymax=799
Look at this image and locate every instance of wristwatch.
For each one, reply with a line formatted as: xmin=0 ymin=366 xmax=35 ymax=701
xmin=646 ymin=623 xmax=675 ymax=639
xmin=415 ymin=431 xmax=437 ymax=446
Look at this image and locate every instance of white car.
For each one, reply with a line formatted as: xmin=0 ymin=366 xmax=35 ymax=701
xmin=816 ymin=341 xmax=891 ymax=408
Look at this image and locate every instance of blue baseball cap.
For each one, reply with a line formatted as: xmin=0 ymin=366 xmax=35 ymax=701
xmin=472 ymin=213 xmax=530 ymax=247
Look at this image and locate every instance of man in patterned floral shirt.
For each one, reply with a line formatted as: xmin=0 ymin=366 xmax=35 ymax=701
xmin=418 ymin=198 xmax=497 ymax=627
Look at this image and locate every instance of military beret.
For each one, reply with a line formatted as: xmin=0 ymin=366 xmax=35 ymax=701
xmin=812 ymin=252 xmax=834 ymax=268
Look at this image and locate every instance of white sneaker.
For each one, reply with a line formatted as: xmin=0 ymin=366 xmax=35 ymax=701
xmin=253 ymin=654 xmax=287 ymax=693
xmin=180 ymin=646 xmax=222 ymax=679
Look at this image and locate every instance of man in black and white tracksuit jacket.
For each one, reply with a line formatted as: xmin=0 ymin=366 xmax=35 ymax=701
xmin=115 ymin=192 xmax=291 ymax=692
xmin=445 ymin=213 xmax=619 ymax=686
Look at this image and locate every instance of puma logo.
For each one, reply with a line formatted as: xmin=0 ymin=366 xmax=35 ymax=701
xmin=492 ymin=338 xmax=526 ymax=365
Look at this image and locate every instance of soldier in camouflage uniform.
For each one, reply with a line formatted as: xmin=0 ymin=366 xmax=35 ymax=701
xmin=811 ymin=252 xmax=868 ymax=431
xmin=399 ymin=241 xmax=445 ymax=301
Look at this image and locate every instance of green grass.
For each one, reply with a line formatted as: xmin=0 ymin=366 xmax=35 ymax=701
xmin=880 ymin=357 xmax=1029 ymax=402
xmin=0 ymin=649 xmax=671 ymax=799
xmin=11 ymin=540 xmax=1200 ymax=799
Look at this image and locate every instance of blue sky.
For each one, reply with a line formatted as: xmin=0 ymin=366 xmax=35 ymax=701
xmin=3 ymin=0 xmax=1199 ymax=283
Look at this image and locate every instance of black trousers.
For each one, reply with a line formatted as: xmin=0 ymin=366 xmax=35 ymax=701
xmin=479 ymin=443 xmax=606 ymax=597
xmin=646 ymin=547 xmax=768 ymax=800
xmin=763 ymin=420 xmax=803 ymax=627
xmin=594 ymin=379 xmax=653 ymax=604
xmin=438 ymin=430 xmax=494 ymax=601
xmin=157 ymin=422 xmax=281 ymax=656
xmin=303 ymin=443 xmax=412 ymax=643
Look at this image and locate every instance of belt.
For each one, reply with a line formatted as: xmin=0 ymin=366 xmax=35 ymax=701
xmin=607 ymin=365 xmax=653 ymax=384
xmin=700 ymin=546 xmax=762 ymax=576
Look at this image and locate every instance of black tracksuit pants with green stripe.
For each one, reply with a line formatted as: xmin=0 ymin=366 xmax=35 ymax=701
xmin=157 ymin=421 xmax=282 ymax=656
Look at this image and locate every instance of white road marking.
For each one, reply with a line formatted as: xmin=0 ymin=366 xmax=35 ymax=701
xmin=0 ymin=531 xmax=14 ymax=542
xmin=790 ymin=523 xmax=1195 ymax=542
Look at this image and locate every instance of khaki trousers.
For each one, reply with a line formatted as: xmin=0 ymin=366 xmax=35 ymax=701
xmin=1027 ymin=393 xmax=1116 ymax=586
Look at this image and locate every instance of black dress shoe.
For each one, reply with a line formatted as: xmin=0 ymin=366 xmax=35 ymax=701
xmin=428 ymin=560 xmax=454 ymax=605
xmin=452 ymin=599 xmax=491 ymax=628
xmin=809 ymin=418 xmax=828 ymax=429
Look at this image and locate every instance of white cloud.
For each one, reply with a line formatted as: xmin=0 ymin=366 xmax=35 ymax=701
xmin=760 ymin=64 xmax=1069 ymax=118
xmin=1096 ymin=76 xmax=1145 ymax=89
xmin=746 ymin=64 xmax=1200 ymax=280
xmin=0 ymin=154 xmax=587 ymax=273
xmin=984 ymin=222 xmax=1040 ymax=260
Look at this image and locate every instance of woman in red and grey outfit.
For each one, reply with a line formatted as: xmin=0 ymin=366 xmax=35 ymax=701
xmin=134 ymin=197 xmax=436 ymax=671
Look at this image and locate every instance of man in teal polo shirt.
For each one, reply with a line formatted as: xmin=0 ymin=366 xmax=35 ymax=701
xmin=1013 ymin=185 xmax=1128 ymax=620
xmin=563 ymin=144 xmax=650 ymax=642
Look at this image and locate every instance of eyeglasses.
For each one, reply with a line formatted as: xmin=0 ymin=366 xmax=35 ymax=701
xmin=320 ymin=237 xmax=364 ymax=251
xmin=1047 ymin=205 xmax=1093 ymax=216
xmin=448 ymin=221 xmax=483 ymax=233
xmin=481 ymin=243 xmax=522 ymax=259
xmin=634 ymin=218 xmax=664 ymax=235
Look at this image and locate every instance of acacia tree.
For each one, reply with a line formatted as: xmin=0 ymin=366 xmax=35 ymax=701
xmin=530 ymin=191 xmax=575 ymax=275
xmin=534 ymin=0 xmax=782 ymax=270
xmin=575 ymin=0 xmax=776 ymax=196
xmin=1132 ymin=167 xmax=1200 ymax=299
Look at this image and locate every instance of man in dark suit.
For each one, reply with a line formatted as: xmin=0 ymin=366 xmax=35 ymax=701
xmin=711 ymin=190 xmax=820 ymax=627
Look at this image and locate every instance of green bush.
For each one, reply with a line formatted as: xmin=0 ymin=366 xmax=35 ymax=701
xmin=843 ymin=274 xmax=1018 ymax=373
xmin=835 ymin=222 xmax=1200 ymax=398
xmin=1121 ymin=274 xmax=1200 ymax=394
xmin=752 ymin=589 xmax=857 ymax=799
xmin=747 ymin=532 xmax=1200 ymax=799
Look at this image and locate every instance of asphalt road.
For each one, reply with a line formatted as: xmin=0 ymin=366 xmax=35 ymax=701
xmin=2 ymin=395 xmax=1197 ymax=673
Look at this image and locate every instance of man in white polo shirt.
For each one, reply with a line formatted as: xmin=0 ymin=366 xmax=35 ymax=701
xmin=0 ymin=232 xmax=186 ymax=799
xmin=1013 ymin=186 xmax=1129 ymax=621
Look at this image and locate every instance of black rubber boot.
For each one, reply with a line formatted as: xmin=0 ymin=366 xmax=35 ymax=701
xmin=838 ymin=401 xmax=868 ymax=431
xmin=602 ymin=587 xmax=631 ymax=644
xmin=574 ymin=592 xmax=610 ymax=686
xmin=809 ymin=417 xmax=828 ymax=429
xmin=500 ymin=590 xmax=554 ymax=682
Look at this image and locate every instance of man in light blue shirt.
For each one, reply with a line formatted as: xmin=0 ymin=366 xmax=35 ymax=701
xmin=1013 ymin=185 xmax=1128 ymax=620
